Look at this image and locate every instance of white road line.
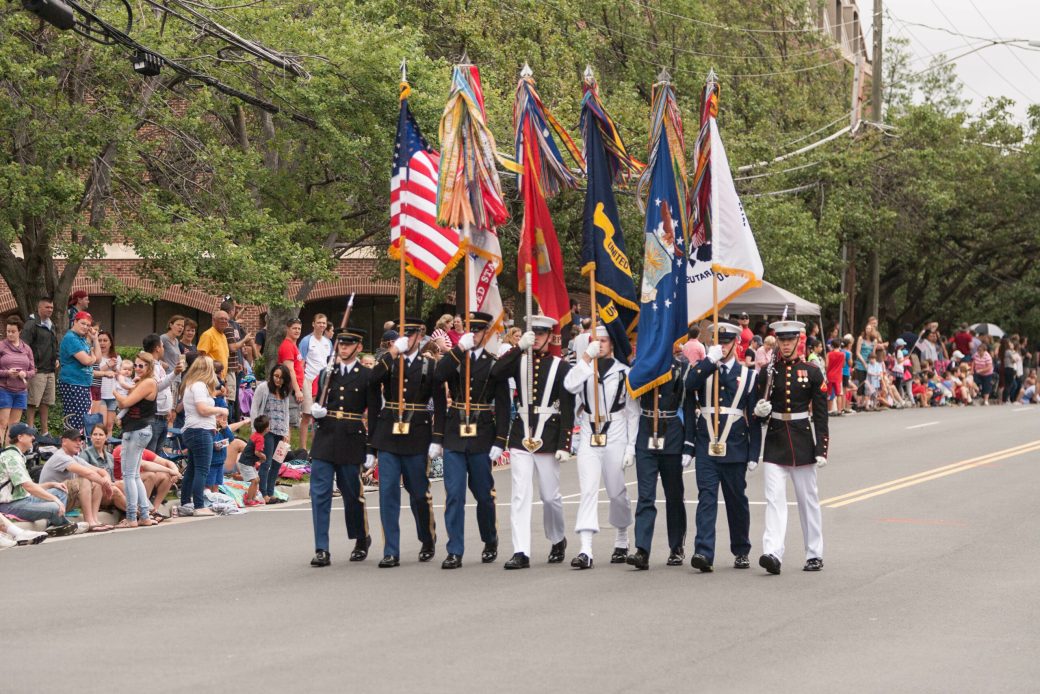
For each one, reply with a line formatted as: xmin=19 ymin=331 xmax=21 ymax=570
xmin=1012 ymin=407 xmax=1037 ymax=413
xmin=905 ymin=421 xmax=939 ymax=430
xmin=265 ymin=500 xmax=797 ymax=511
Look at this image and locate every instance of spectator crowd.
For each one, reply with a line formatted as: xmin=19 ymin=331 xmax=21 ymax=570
xmin=1 ymin=289 xmax=1034 ymax=549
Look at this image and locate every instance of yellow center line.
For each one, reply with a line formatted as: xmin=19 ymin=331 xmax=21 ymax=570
xmin=820 ymin=439 xmax=1040 ymax=508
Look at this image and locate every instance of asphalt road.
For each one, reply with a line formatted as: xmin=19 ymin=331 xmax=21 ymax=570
xmin=5 ymin=403 xmax=1040 ymax=693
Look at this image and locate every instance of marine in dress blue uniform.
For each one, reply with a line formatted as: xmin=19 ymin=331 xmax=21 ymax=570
xmin=307 ymin=327 xmax=377 ymax=568
xmin=753 ymin=320 xmax=830 ymax=575
xmin=626 ymin=356 xmax=695 ymax=570
xmin=369 ymin=317 xmax=446 ymax=567
xmin=432 ymin=311 xmax=509 ymax=569
xmin=684 ymin=322 xmax=760 ymax=572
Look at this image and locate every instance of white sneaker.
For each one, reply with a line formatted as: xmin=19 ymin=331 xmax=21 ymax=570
xmin=8 ymin=525 xmax=47 ymax=546
xmin=0 ymin=533 xmax=16 ymax=549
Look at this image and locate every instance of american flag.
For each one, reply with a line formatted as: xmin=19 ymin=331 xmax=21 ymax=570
xmin=390 ymin=95 xmax=461 ymax=288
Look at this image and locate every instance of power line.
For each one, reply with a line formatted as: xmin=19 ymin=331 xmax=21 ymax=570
xmin=927 ymin=0 xmax=1034 ymax=104
xmin=965 ymin=0 xmax=1040 ymax=90
xmin=737 ymin=123 xmax=853 ymax=171
xmin=733 ymin=159 xmax=823 ymax=181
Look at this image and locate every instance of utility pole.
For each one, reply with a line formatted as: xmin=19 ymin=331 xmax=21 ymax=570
xmin=867 ymin=0 xmax=883 ymax=322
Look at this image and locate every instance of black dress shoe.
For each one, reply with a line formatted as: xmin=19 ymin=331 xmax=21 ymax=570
xmin=610 ymin=547 xmax=629 ymax=564
xmin=666 ymin=548 xmax=685 ymax=566
xmin=503 ymin=552 xmax=530 ymax=570
xmin=626 ymin=548 xmax=649 ymax=571
xmin=547 ymin=537 xmax=567 ymax=563
xmin=441 ymin=553 xmax=463 ymax=570
xmin=734 ymin=554 xmax=750 ymax=569
xmin=350 ymin=536 xmax=371 ymax=562
xmin=803 ymin=557 xmax=824 ymax=572
xmin=378 ymin=555 xmax=400 ymax=568
xmin=570 ymin=552 xmax=593 ymax=570
xmin=418 ymin=543 xmax=436 ymax=562
xmin=690 ymin=553 xmax=714 ymax=573
xmin=758 ymin=553 xmax=781 ymax=575
xmin=310 ymin=550 xmax=331 ymax=567
xmin=481 ymin=542 xmax=498 ymax=564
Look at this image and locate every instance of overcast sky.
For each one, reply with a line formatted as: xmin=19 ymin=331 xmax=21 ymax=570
xmin=879 ymin=0 xmax=1040 ymax=123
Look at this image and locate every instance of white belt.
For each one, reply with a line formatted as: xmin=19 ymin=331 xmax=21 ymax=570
xmin=700 ymin=406 xmax=743 ymax=416
xmin=770 ymin=412 xmax=809 ymax=421
xmin=532 ymin=406 xmax=559 ymax=415
xmin=641 ymin=409 xmax=677 ymax=418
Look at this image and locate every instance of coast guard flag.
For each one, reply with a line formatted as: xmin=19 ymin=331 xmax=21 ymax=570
xmin=626 ymin=83 xmax=689 ymax=398
xmin=580 ymin=93 xmax=639 ymax=365
xmin=686 ymin=80 xmax=762 ymax=320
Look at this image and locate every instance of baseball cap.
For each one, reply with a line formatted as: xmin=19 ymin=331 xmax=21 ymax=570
xmin=73 ymin=311 xmax=93 ymax=323
xmin=9 ymin=423 xmax=38 ymax=439
xmin=61 ymin=428 xmax=85 ymax=441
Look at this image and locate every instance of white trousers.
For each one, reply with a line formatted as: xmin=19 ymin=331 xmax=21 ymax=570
xmin=762 ymin=462 xmax=823 ymax=562
xmin=509 ymin=449 xmax=566 ymax=557
xmin=574 ymin=439 xmax=632 ymax=537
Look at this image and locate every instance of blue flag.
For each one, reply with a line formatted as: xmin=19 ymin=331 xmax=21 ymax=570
xmin=580 ymin=95 xmax=640 ymax=365
xmin=627 ymin=83 xmax=689 ymax=398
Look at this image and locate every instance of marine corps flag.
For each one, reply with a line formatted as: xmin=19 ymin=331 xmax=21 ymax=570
xmin=514 ymin=63 xmax=584 ymax=353
xmin=686 ymin=73 xmax=763 ymax=321
xmin=627 ymin=72 xmax=690 ymax=398
xmin=580 ymin=70 xmax=642 ymax=364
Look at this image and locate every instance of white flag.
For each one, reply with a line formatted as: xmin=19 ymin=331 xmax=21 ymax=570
xmin=686 ymin=118 xmax=763 ymax=321
xmin=466 ymin=225 xmax=505 ymax=352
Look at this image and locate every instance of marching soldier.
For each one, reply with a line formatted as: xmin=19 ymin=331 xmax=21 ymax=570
xmin=432 ymin=311 xmax=509 ymax=569
xmin=753 ymin=319 xmax=829 ymax=575
xmin=369 ymin=316 xmax=445 ymax=568
xmin=683 ymin=322 xmax=759 ymax=573
xmin=626 ymin=356 xmax=694 ymax=570
xmin=490 ymin=315 xmax=573 ymax=570
xmin=307 ymin=327 xmax=376 ymax=568
xmin=563 ymin=326 xmax=639 ymax=569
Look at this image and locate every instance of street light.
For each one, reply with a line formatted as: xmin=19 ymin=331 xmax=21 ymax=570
xmin=21 ymin=0 xmax=74 ymax=30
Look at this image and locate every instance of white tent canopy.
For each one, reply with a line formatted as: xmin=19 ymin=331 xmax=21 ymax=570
xmin=721 ymin=280 xmax=821 ymax=317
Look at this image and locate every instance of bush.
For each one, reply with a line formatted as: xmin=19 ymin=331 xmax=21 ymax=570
xmin=116 ymin=346 xmax=140 ymax=361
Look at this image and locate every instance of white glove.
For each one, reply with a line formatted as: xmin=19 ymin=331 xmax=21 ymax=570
xmin=458 ymin=332 xmax=475 ymax=351
xmin=310 ymin=404 xmax=327 ymax=419
xmin=518 ymin=331 xmax=536 ymax=351
xmin=489 ymin=445 xmax=504 ymax=462
xmin=554 ymin=449 xmax=568 ymax=463
xmin=707 ymin=344 xmax=724 ymax=363
xmin=816 ymin=456 xmax=827 ymax=468
xmin=393 ymin=336 xmax=410 ymax=354
xmin=754 ymin=399 xmax=772 ymax=418
xmin=364 ymin=454 xmax=376 ymax=470
xmin=623 ymin=450 xmax=635 ymax=468
xmin=429 ymin=443 xmax=443 ymax=459
xmin=585 ymin=341 xmax=601 ymax=359
xmin=747 ymin=460 xmax=759 ymax=472
xmin=681 ymin=454 xmax=693 ymax=468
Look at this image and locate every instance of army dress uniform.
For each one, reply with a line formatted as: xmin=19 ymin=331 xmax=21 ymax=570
xmin=683 ymin=323 xmax=760 ymax=572
xmin=432 ymin=311 xmax=509 ymax=568
xmin=309 ymin=328 xmax=377 ymax=566
xmin=628 ymin=357 xmax=694 ymax=569
xmin=755 ymin=320 xmax=830 ymax=574
xmin=489 ymin=315 xmax=574 ymax=568
xmin=369 ymin=317 xmax=446 ymax=566
xmin=563 ymin=326 xmax=639 ymax=567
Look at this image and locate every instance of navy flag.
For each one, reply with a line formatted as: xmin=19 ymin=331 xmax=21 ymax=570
xmin=627 ymin=77 xmax=690 ymax=398
xmin=579 ymin=77 xmax=641 ymax=364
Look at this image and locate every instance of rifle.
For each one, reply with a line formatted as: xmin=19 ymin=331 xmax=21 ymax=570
xmin=317 ymin=293 xmax=355 ymax=408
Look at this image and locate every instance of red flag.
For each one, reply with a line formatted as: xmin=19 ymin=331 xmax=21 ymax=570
xmin=518 ymin=118 xmax=571 ymax=354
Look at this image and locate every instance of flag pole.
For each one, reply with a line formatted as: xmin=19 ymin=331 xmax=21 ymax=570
xmin=397 ymin=60 xmax=408 ymax=429
xmin=463 ymin=224 xmax=472 ymax=429
xmin=706 ymin=68 xmax=721 ymax=453
xmin=583 ymin=66 xmax=603 ymax=446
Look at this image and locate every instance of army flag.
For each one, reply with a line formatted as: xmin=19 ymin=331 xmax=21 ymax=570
xmin=579 ymin=72 xmax=642 ymax=364
xmin=686 ymin=76 xmax=762 ymax=321
xmin=627 ymin=75 xmax=690 ymax=398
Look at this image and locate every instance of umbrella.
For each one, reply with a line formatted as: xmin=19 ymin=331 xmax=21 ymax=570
xmin=970 ymin=323 xmax=1005 ymax=338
